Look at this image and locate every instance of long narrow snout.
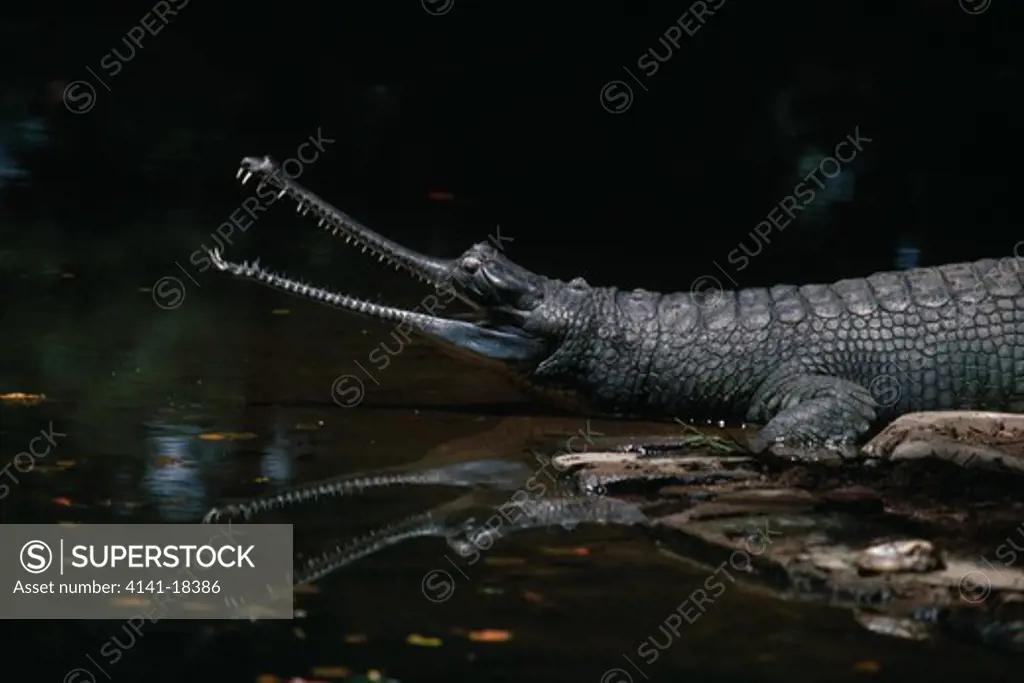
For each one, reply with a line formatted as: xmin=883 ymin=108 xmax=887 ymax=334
xmin=237 ymin=156 xmax=456 ymax=286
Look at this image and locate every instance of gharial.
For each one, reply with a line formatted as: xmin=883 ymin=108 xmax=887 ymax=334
xmin=207 ymin=155 xmax=1024 ymax=462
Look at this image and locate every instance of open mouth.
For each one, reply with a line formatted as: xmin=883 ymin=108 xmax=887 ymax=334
xmin=208 ymin=156 xmax=545 ymax=362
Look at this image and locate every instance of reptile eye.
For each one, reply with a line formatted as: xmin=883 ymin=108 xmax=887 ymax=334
xmin=462 ymin=256 xmax=481 ymax=273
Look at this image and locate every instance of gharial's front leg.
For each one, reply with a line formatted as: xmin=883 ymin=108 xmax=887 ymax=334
xmin=744 ymin=372 xmax=879 ymax=461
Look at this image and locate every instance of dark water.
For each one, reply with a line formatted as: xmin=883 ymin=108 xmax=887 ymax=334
xmin=2 ymin=219 xmax=1020 ymax=683
xmin=1 ymin=0 xmax=1019 ymax=677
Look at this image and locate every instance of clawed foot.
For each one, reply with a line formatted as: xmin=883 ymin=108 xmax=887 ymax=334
xmin=745 ymin=373 xmax=877 ymax=463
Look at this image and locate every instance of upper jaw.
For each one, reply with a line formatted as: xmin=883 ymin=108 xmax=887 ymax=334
xmin=209 ymin=156 xmax=548 ymax=363
xmin=236 ymin=155 xmax=457 ymax=288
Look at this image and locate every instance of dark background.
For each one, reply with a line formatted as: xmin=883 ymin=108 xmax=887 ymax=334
xmin=1 ymin=3 xmax=1023 ymax=681
xmin=2 ymin=0 xmax=1020 ymax=294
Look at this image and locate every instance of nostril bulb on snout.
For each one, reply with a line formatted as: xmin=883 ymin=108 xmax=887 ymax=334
xmin=462 ymin=256 xmax=480 ymax=273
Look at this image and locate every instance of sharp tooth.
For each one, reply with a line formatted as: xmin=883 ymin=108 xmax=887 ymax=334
xmin=345 ymin=236 xmax=352 ymax=244
xmin=361 ymin=246 xmax=368 ymax=253
xmin=236 ymin=167 xmax=244 ymax=179
xmin=277 ymin=189 xmax=287 ymax=199
xmin=296 ymin=202 xmax=304 ymax=213
xmin=242 ymin=172 xmax=252 ymax=185
xmin=378 ymin=254 xmax=385 ymax=262
xmin=318 ymin=219 xmax=325 ymax=227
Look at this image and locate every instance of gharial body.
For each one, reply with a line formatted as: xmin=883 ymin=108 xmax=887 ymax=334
xmin=209 ymin=156 xmax=1024 ymax=461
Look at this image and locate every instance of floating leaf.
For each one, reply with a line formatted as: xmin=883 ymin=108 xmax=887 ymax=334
xmin=30 ymin=463 xmax=73 ymax=475
xmin=406 ymin=633 xmax=442 ymax=647
xmin=310 ymin=666 xmax=350 ymax=679
xmin=468 ymin=630 xmax=512 ymax=642
xmin=199 ymin=432 xmax=258 ymax=441
xmin=0 ymin=392 xmax=46 ymax=405
xmin=539 ymin=546 xmax=589 ymax=556
xmin=853 ymin=660 xmax=881 ymax=673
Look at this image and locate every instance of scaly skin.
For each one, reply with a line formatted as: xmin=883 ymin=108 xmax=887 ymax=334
xmin=535 ymin=257 xmax=1024 ymax=455
xmin=209 ymin=156 xmax=1024 ymax=460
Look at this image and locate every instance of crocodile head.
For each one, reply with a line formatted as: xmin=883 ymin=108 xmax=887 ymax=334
xmin=212 ymin=156 xmax=590 ymax=375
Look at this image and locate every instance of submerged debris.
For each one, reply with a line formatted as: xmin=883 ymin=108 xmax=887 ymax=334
xmin=863 ymin=411 xmax=1024 ymax=475
xmin=856 ymin=540 xmax=945 ymax=575
xmin=201 ymin=411 xmax=1024 ymax=654
xmin=0 ymin=391 xmax=46 ymax=405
